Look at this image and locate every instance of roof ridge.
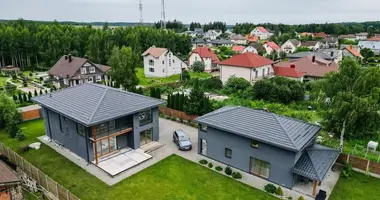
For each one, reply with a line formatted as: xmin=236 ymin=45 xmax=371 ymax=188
xmin=273 ymin=114 xmax=297 ymax=149
xmin=87 ymin=87 xmax=109 ymax=124
xmin=306 ymin=150 xmax=322 ymax=180
xmin=196 ymin=106 xmax=240 ymax=121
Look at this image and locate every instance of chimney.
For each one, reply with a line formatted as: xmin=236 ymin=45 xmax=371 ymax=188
xmin=349 ymin=45 xmax=353 ymax=49
xmin=65 ymin=55 xmax=68 ymax=60
xmin=290 ymin=64 xmax=296 ymax=69
xmin=330 ymin=51 xmax=334 ymax=57
xmin=312 ymin=55 xmax=316 ymax=63
xmin=68 ymin=54 xmax=72 ymax=62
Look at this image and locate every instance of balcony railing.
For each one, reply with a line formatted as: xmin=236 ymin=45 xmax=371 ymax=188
xmin=91 ymin=125 xmax=132 ymax=141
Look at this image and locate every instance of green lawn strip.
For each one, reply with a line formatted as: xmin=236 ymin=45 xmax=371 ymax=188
xmin=0 ymin=77 xmax=8 ymax=87
xmin=1 ymin=120 xmax=277 ymax=200
xmin=329 ymin=171 xmax=380 ymax=200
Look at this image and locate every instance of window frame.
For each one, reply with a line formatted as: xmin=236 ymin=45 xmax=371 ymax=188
xmin=251 ymin=139 xmax=259 ymax=148
xmin=225 ymin=148 xmax=232 ymax=158
xmin=139 ymin=109 xmax=153 ymax=126
xmin=80 ymin=67 xmax=87 ymax=74
xmin=149 ymin=68 xmax=155 ymax=72
xmin=89 ymin=66 xmax=96 ymax=73
xmin=96 ymin=75 xmax=102 ymax=82
xmin=200 ymin=124 xmax=208 ymax=132
xmin=77 ymin=124 xmax=85 ymax=137
xmin=149 ymin=59 xmax=154 ymax=66
xmin=88 ymin=77 xmax=93 ymax=83
xmin=250 ymin=157 xmax=270 ymax=178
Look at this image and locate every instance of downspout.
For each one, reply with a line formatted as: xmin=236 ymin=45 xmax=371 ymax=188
xmin=46 ymin=109 xmax=53 ymax=140
xmin=85 ymin=127 xmax=90 ymax=163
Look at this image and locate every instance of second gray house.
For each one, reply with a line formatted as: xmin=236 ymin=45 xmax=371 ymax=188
xmin=32 ymin=83 xmax=164 ymax=169
xmin=195 ymin=106 xmax=339 ymax=196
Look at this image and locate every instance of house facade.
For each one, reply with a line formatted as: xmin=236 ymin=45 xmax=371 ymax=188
xmin=32 ymin=83 xmax=164 ymax=166
xmin=196 ymin=106 xmax=340 ymax=195
xmin=188 ymin=47 xmax=220 ymax=72
xmin=142 ymin=47 xmax=188 ymax=78
xmin=219 ymin=52 xmax=274 ymax=84
xmin=356 ymin=32 xmax=368 ymax=40
xmin=209 ymin=39 xmax=233 ymax=47
xmin=263 ymin=42 xmax=281 ymax=55
xmin=281 ymin=39 xmax=301 ymax=53
xmin=231 ymin=34 xmax=247 ymax=45
xmin=358 ymin=41 xmax=380 ymax=55
xmin=250 ymin=27 xmax=274 ymax=40
xmin=301 ymin=41 xmax=323 ymax=51
xmin=48 ymin=55 xmax=110 ymax=88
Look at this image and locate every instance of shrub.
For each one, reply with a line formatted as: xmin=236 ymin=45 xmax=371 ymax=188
xmin=215 ymin=166 xmax=223 ymax=171
xmin=224 ymin=76 xmax=251 ymax=95
xmin=192 ymin=61 xmax=205 ymax=72
xmin=208 ymin=162 xmax=213 ymax=168
xmin=199 ymin=159 xmax=208 ymax=165
xmin=29 ymin=72 xmax=33 ymax=77
xmin=276 ymin=186 xmax=284 ymax=196
xmin=298 ymin=196 xmax=304 ymax=200
xmin=171 ymin=116 xmax=176 ymax=121
xmin=342 ymin=162 xmax=353 ymax=178
xmin=287 ymin=197 xmax=293 ymax=200
xmin=19 ymin=145 xmax=30 ymax=153
xmin=264 ymin=184 xmax=277 ymax=194
xmin=182 ymin=70 xmax=191 ymax=80
xmin=7 ymin=126 xmax=19 ymax=138
xmin=16 ymin=132 xmax=26 ymax=141
xmin=232 ymin=172 xmax=242 ymax=179
xmin=224 ymin=166 xmax=232 ymax=175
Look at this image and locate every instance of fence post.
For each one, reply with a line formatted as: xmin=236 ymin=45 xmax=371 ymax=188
xmin=366 ymin=160 xmax=370 ymax=172
xmin=56 ymin=182 xmax=59 ymax=199
xmin=66 ymin=190 xmax=70 ymax=200
xmin=346 ymin=154 xmax=350 ymax=163
xmin=36 ymin=169 xmax=40 ymax=184
xmin=46 ymin=176 xmax=49 ymax=192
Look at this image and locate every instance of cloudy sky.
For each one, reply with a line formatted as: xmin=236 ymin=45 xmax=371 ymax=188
xmin=1 ymin=0 xmax=380 ymax=24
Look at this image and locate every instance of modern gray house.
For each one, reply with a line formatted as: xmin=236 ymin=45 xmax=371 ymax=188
xmin=32 ymin=83 xmax=164 ymax=166
xmin=195 ymin=106 xmax=339 ymax=196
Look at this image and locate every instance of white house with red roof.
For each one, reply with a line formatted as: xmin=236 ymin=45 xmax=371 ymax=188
xmin=250 ymin=27 xmax=274 ymax=40
xmin=188 ymin=47 xmax=220 ymax=72
xmin=264 ymin=41 xmax=281 ymax=55
xmin=142 ymin=46 xmax=188 ymax=78
xmin=274 ymin=64 xmax=305 ymax=82
xmin=219 ymin=52 xmax=274 ymax=84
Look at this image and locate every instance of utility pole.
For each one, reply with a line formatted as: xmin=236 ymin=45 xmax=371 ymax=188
xmin=160 ymin=0 xmax=166 ymax=29
xmin=139 ymin=0 xmax=143 ymax=24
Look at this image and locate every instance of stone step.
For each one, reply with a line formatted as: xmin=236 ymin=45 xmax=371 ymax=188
xmin=140 ymin=141 xmax=164 ymax=153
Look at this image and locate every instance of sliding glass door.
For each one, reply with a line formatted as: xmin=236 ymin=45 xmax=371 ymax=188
xmin=140 ymin=128 xmax=153 ymax=146
xmin=95 ymin=136 xmax=118 ymax=157
xmin=250 ymin=157 xmax=270 ymax=178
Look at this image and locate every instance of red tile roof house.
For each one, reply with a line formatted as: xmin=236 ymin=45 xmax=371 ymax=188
xmin=188 ymin=47 xmax=220 ymax=72
xmin=250 ymin=26 xmax=274 ymax=40
xmin=246 ymin=35 xmax=260 ymax=43
xmin=274 ymin=64 xmax=306 ymax=82
xmin=219 ymin=52 xmax=274 ymax=84
xmin=275 ymin=55 xmax=339 ymax=82
xmin=231 ymin=45 xmax=245 ymax=53
xmin=263 ymin=41 xmax=281 ymax=55
xmin=343 ymin=45 xmax=362 ymax=58
xmin=312 ymin=32 xmax=328 ymax=39
xmin=48 ymin=55 xmax=110 ymax=88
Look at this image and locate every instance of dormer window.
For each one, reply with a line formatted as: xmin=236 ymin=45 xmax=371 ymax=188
xmin=89 ymin=67 xmax=96 ymax=73
xmin=80 ymin=68 xmax=87 ymax=74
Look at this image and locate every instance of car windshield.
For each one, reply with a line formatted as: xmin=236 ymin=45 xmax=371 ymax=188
xmin=179 ymin=135 xmax=189 ymax=141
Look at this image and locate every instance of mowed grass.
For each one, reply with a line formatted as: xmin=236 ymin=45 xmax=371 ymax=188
xmin=0 ymin=120 xmax=277 ymax=200
xmin=329 ymin=171 xmax=380 ymax=200
xmin=136 ymin=68 xmax=212 ymax=87
xmin=0 ymin=76 xmax=8 ymax=87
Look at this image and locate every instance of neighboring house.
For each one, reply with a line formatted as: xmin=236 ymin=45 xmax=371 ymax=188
xmin=191 ymin=38 xmax=207 ymax=49
xmin=321 ymin=37 xmax=339 ymax=48
xmin=243 ymin=43 xmax=266 ymax=54
xmin=204 ymin=30 xmax=222 ymax=40
xmin=0 ymin=65 xmax=20 ymax=75
xmin=358 ymin=41 xmax=380 ymax=55
xmin=355 ymin=32 xmax=368 ymax=40
xmin=188 ymin=47 xmax=220 ymax=72
xmin=287 ymin=50 xmax=342 ymax=63
xmin=232 ymin=45 xmax=245 ymax=54
xmin=250 ymin=26 xmax=274 ymax=40
xmin=182 ymin=31 xmax=197 ymax=38
xmin=301 ymin=41 xmax=323 ymax=51
xmin=281 ymin=39 xmax=301 ymax=53
xmin=246 ymin=35 xmax=259 ymax=43
xmin=367 ymin=36 xmax=380 ymax=42
xmin=231 ymin=34 xmax=247 ymax=45
xmin=196 ymin=106 xmax=339 ymax=195
xmin=219 ymin=52 xmax=274 ymax=84
xmin=299 ymin=32 xmax=311 ymax=37
xmin=32 ymin=83 xmax=164 ymax=167
xmin=142 ymin=47 xmax=188 ymax=78
xmin=209 ymin=39 xmax=233 ymax=47
xmin=274 ymin=64 xmax=305 ymax=82
xmin=338 ymin=34 xmax=356 ymax=41
xmin=263 ymin=42 xmax=281 ymax=54
xmin=276 ymin=55 xmax=339 ymax=81
xmin=194 ymin=28 xmax=204 ymax=37
xmin=48 ymin=55 xmax=110 ymax=88
xmin=312 ymin=32 xmax=328 ymax=39
xmin=342 ymin=45 xmax=362 ymax=58
xmin=0 ymin=160 xmax=22 ymax=200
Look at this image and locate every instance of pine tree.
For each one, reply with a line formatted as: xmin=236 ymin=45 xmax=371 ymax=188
xmin=28 ymin=91 xmax=33 ymax=102
xmin=39 ymin=90 xmax=43 ymax=95
xmin=150 ymin=87 xmax=155 ymax=98
xmin=156 ymin=88 xmax=161 ymax=99
xmin=184 ymin=79 xmax=205 ymax=115
xmin=34 ymin=90 xmax=38 ymax=96
xmin=167 ymin=94 xmax=172 ymax=108
xmin=18 ymin=93 xmax=23 ymax=103
xmin=174 ymin=93 xmax=179 ymax=110
xmin=13 ymin=95 xmax=17 ymax=102
xmin=45 ymin=89 xmax=48 ymax=94
xmin=23 ymin=93 xmax=28 ymax=102
xmin=170 ymin=94 xmax=176 ymax=109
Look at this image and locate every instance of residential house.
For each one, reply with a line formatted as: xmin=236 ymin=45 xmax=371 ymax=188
xmin=48 ymin=55 xmax=110 ymax=88
xmin=355 ymin=32 xmax=368 ymax=40
xmin=367 ymin=36 xmax=380 ymax=42
xmin=358 ymin=41 xmax=380 ymax=55
xmin=276 ymin=55 xmax=339 ymax=81
xmin=243 ymin=43 xmax=265 ymax=54
xmin=342 ymin=45 xmax=362 ymax=58
xmin=32 ymin=83 xmax=164 ymax=174
xmin=287 ymin=50 xmax=342 ymax=63
xmin=338 ymin=34 xmax=356 ymax=41
xmin=321 ymin=37 xmax=339 ymax=48
xmin=250 ymin=27 xmax=274 ymax=40
xmin=188 ymin=47 xmax=220 ymax=72
xmin=232 ymin=46 xmax=245 ymax=54
xmin=204 ymin=30 xmax=222 ymax=40
xmin=219 ymin=52 xmax=274 ymax=84
xmin=182 ymin=31 xmax=197 ymax=38
xmin=209 ymin=39 xmax=233 ymax=47
xmin=194 ymin=28 xmax=204 ymax=37
xmin=299 ymin=32 xmax=311 ymax=37
xmin=301 ymin=41 xmax=323 ymax=51
xmin=263 ymin=42 xmax=281 ymax=54
xmin=281 ymin=39 xmax=301 ymax=53
xmin=196 ymin=106 xmax=339 ymax=195
xmin=0 ymin=65 xmax=20 ymax=75
xmin=274 ymin=64 xmax=305 ymax=82
xmin=142 ymin=47 xmax=188 ymax=78
xmin=312 ymin=32 xmax=328 ymax=39
xmin=191 ymin=38 xmax=207 ymax=49
xmin=231 ymin=34 xmax=247 ymax=45
xmin=0 ymin=160 xmax=22 ymax=200
xmin=246 ymin=35 xmax=259 ymax=43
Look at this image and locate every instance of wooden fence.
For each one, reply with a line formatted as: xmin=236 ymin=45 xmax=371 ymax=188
xmin=0 ymin=142 xmax=80 ymax=200
xmin=159 ymin=106 xmax=197 ymax=121
xmin=336 ymin=153 xmax=380 ymax=175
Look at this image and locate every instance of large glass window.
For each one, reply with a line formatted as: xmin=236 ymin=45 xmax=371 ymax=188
xmin=250 ymin=157 xmax=270 ymax=178
xmin=225 ymin=148 xmax=232 ymax=158
xmin=139 ymin=109 xmax=152 ymax=126
xmin=140 ymin=128 xmax=153 ymax=146
xmin=95 ymin=120 xmax=116 ymax=138
xmin=77 ymin=124 xmax=85 ymax=136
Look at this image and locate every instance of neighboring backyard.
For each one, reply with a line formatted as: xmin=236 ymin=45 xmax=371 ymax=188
xmin=329 ymin=171 xmax=380 ymax=200
xmin=0 ymin=119 xmax=277 ymax=200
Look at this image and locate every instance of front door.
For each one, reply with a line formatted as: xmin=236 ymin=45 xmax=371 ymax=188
xmin=96 ymin=136 xmax=118 ymax=157
xmin=140 ymin=128 xmax=153 ymax=146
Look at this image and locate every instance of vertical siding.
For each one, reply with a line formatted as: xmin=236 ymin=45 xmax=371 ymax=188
xmin=198 ymin=126 xmax=296 ymax=188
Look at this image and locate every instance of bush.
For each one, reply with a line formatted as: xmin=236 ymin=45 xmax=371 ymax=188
xmin=224 ymin=76 xmax=251 ymax=95
xmin=192 ymin=61 xmax=205 ymax=72
xmin=215 ymin=166 xmax=223 ymax=171
xmin=342 ymin=162 xmax=353 ymax=178
xmin=7 ymin=126 xmax=19 ymax=138
xmin=264 ymin=184 xmax=277 ymax=194
xmin=287 ymin=197 xmax=293 ymax=200
xmin=224 ymin=166 xmax=232 ymax=175
xmin=16 ymin=132 xmax=26 ymax=141
xmin=367 ymin=57 xmax=376 ymax=63
xmin=199 ymin=159 xmax=208 ymax=165
xmin=208 ymin=162 xmax=213 ymax=168
xmin=232 ymin=172 xmax=242 ymax=179
xmin=19 ymin=145 xmax=30 ymax=153
xmin=298 ymin=196 xmax=304 ymax=200
xmin=182 ymin=70 xmax=191 ymax=80
xmin=276 ymin=186 xmax=284 ymax=196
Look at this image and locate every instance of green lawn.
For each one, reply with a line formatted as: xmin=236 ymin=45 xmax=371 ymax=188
xmin=0 ymin=77 xmax=8 ymax=87
xmin=330 ymin=172 xmax=380 ymax=200
xmin=137 ymin=68 xmax=212 ymax=87
xmin=1 ymin=120 xmax=276 ymax=200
